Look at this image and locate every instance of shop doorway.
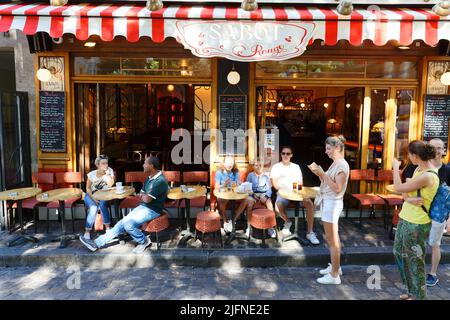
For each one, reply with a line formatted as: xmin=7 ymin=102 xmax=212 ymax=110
xmin=74 ymin=83 xmax=211 ymax=181
xmin=256 ymin=86 xmax=364 ymax=186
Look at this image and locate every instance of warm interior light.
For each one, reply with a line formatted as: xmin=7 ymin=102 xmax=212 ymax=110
xmin=50 ymin=0 xmax=68 ymax=5
xmin=167 ymin=84 xmax=175 ymax=91
xmin=433 ymin=1 xmax=450 ymax=16
xmin=84 ymin=42 xmax=96 ymax=47
xmin=146 ymin=0 xmax=163 ymax=11
xmin=227 ymin=70 xmax=240 ymax=85
xmin=300 ymin=103 xmax=306 ymax=108
xmin=323 ymin=103 xmax=329 ymax=108
xmin=440 ymin=71 xmax=450 ymax=86
xmin=278 ymin=102 xmax=283 ymax=108
xmin=36 ymin=67 xmax=52 ymax=82
xmin=327 ymin=118 xmax=337 ymax=124
xmin=241 ymin=0 xmax=258 ymax=11
xmin=398 ymin=46 xmax=410 ymax=50
xmin=346 ymin=103 xmax=351 ymax=108
xmin=336 ymin=0 xmax=353 ymax=15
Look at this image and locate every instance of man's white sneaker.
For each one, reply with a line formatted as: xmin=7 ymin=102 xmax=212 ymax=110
xmin=223 ymin=220 xmax=233 ymax=233
xmin=132 ymin=237 xmax=152 ymax=254
xmin=306 ymin=232 xmax=320 ymax=245
xmin=267 ymin=228 xmax=277 ymax=238
xmin=317 ymin=273 xmax=341 ymax=285
xmin=319 ymin=263 xmax=343 ymax=275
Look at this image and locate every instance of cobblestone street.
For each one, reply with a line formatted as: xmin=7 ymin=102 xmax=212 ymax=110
xmin=1 ymin=264 xmax=450 ymax=300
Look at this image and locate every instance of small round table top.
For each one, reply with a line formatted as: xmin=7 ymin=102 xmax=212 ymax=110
xmin=214 ymin=189 xmax=250 ymax=201
xmin=168 ymin=185 xmax=207 ymax=200
xmin=278 ymin=186 xmax=320 ymax=202
xmin=36 ymin=188 xmax=83 ymax=203
xmin=92 ymin=186 xmax=135 ymax=201
xmin=386 ymin=184 xmax=402 ymax=195
xmin=0 ymin=187 xmax=42 ymax=201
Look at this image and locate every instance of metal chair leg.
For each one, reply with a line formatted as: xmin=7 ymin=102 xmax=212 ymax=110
xmin=71 ymin=208 xmax=75 ymax=233
xmin=219 ymin=230 xmax=224 ymax=248
xmin=201 ymin=232 xmax=205 ymax=248
xmin=33 ymin=207 xmax=38 ymax=233
xmin=359 ymin=206 xmax=363 ymax=227
xmin=156 ymin=232 xmax=160 ymax=250
xmin=46 ymin=208 xmax=50 ymax=233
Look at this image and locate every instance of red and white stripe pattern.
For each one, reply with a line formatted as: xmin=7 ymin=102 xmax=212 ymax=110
xmin=0 ymin=2 xmax=449 ymax=46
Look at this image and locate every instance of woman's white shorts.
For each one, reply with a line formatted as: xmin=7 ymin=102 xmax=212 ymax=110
xmin=321 ymin=199 xmax=343 ymax=224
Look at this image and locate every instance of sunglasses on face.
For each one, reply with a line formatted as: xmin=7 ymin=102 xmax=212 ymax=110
xmin=281 ymin=152 xmax=292 ymax=156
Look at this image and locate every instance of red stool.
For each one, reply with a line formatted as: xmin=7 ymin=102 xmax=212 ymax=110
xmin=141 ymin=212 xmax=170 ymax=249
xmin=249 ymin=209 xmax=278 ymax=246
xmin=195 ymin=211 xmax=223 ymax=248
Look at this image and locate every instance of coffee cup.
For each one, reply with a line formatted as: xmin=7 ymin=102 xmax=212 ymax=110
xmin=116 ymin=182 xmax=124 ymax=192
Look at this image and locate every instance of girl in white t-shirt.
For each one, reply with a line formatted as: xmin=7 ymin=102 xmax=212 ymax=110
xmin=83 ymin=154 xmax=115 ymax=239
xmin=309 ymin=135 xmax=349 ymax=285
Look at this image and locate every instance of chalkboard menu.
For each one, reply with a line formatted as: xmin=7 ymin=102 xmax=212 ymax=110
xmin=219 ymin=94 xmax=247 ymax=155
xmin=39 ymin=91 xmax=66 ymax=152
xmin=423 ymin=95 xmax=450 ymax=148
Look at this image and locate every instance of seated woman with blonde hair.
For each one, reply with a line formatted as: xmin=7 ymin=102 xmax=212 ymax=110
xmin=83 ymin=154 xmax=115 ymax=239
xmin=234 ymin=158 xmax=275 ymax=238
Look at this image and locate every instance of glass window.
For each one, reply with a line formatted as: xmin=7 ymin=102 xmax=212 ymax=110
xmin=367 ymin=89 xmax=388 ymax=168
xmin=194 ymin=86 xmax=212 ymax=130
xmin=256 ymin=60 xmax=307 ymax=79
xmin=256 ymin=59 xmax=419 ymax=79
xmin=366 ymin=60 xmax=418 ymax=79
xmin=74 ymin=57 xmax=211 ymax=78
xmin=307 ymin=60 xmax=365 ymax=78
xmin=395 ymin=89 xmax=414 ymax=162
xmin=74 ymin=57 xmax=121 ymax=75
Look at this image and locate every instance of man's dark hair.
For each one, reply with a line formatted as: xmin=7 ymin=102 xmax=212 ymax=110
xmin=146 ymin=156 xmax=160 ymax=170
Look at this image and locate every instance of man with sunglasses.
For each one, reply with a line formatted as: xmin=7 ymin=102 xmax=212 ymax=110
xmin=270 ymin=146 xmax=320 ymax=244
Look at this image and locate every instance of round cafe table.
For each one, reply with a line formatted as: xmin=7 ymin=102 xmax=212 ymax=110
xmin=168 ymin=185 xmax=207 ymax=245
xmin=0 ymin=187 xmax=42 ymax=246
xmin=92 ymin=186 xmax=135 ymax=244
xmin=36 ymin=188 xmax=83 ymax=248
xmin=91 ymin=186 xmax=135 ymax=220
xmin=278 ymin=186 xmax=319 ymax=244
xmin=213 ymin=189 xmax=250 ymax=245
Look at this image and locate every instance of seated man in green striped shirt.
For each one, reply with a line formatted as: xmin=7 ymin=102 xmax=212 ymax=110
xmin=79 ymin=156 xmax=169 ymax=254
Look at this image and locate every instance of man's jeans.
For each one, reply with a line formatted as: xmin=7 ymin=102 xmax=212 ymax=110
xmin=94 ymin=205 xmax=160 ymax=247
xmin=84 ymin=193 xmax=110 ymax=229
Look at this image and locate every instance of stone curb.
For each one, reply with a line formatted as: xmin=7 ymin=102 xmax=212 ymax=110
xmin=2 ymin=245 xmax=450 ymax=268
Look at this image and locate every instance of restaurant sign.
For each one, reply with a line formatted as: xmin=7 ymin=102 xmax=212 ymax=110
xmin=175 ymin=21 xmax=316 ymax=62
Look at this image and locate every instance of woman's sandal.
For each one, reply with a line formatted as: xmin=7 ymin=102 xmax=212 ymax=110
xmin=399 ymin=293 xmax=413 ymax=300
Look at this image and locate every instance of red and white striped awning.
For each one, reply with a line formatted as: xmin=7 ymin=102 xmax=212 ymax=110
xmin=0 ymin=2 xmax=449 ymax=46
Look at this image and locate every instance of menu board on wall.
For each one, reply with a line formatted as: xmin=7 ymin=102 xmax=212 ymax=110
xmin=423 ymin=95 xmax=450 ymax=148
xmin=219 ymin=94 xmax=247 ymax=155
xmin=39 ymin=91 xmax=66 ymax=152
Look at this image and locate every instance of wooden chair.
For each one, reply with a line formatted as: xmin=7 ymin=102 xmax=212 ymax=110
xmin=347 ymin=169 xmax=386 ymax=226
xmin=375 ymin=169 xmax=404 ymax=231
xmin=162 ymin=170 xmax=181 ymax=216
xmin=46 ymin=172 xmax=82 ymax=233
xmin=119 ymin=171 xmax=149 ymax=217
xmin=180 ymin=171 xmax=209 ymax=214
xmin=13 ymin=172 xmax=55 ymax=233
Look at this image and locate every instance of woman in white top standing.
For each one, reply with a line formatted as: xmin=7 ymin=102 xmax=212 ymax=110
xmin=83 ymin=154 xmax=115 ymax=239
xmin=309 ymin=135 xmax=350 ymax=285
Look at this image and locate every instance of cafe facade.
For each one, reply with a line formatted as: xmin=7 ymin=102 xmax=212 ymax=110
xmin=0 ymin=0 xmax=450 ymax=186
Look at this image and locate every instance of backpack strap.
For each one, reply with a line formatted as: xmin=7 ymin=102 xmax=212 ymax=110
xmin=416 ymin=170 xmax=439 ymax=214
